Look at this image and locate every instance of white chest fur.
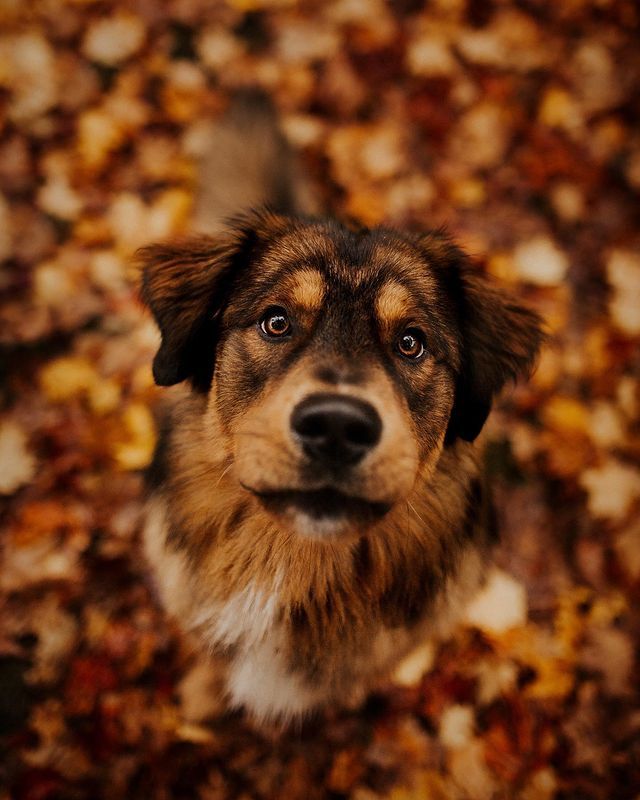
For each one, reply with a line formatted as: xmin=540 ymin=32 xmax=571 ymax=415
xmin=143 ymin=497 xmax=485 ymax=723
xmin=191 ymin=575 xmax=329 ymax=721
xmin=144 ymin=499 xmax=326 ymax=720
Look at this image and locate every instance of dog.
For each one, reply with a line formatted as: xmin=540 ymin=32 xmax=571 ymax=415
xmin=138 ymin=93 xmax=544 ymax=724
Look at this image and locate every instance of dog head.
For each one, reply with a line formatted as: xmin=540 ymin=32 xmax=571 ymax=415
xmin=139 ymin=210 xmax=543 ymax=540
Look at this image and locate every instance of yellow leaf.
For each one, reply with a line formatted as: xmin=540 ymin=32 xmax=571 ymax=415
xmin=542 ymin=396 xmax=590 ymax=434
xmin=39 ymin=357 xmax=98 ymax=402
xmin=113 ymin=403 xmax=156 ymax=470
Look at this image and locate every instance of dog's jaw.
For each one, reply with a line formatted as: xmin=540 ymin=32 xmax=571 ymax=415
xmin=244 ymin=485 xmax=393 ymax=541
xmin=287 ymin=508 xmax=360 ymax=541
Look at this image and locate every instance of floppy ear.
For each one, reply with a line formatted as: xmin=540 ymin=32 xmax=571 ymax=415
xmin=417 ymin=231 xmax=545 ymax=444
xmin=137 ymin=209 xmax=293 ymax=389
xmin=137 ymin=235 xmax=239 ymax=388
xmin=446 ymin=264 xmax=545 ymax=443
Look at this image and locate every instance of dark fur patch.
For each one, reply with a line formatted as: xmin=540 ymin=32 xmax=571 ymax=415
xmin=225 ymin=502 xmax=248 ymax=538
xmin=145 ymin=411 xmax=171 ymax=491
xmin=352 ymin=536 xmax=372 ymax=583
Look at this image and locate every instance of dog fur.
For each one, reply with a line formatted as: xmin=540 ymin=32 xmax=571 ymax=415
xmin=139 ymin=95 xmax=544 ymax=724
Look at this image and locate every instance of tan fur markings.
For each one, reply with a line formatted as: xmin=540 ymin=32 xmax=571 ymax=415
xmin=375 ymin=281 xmax=412 ymax=327
xmin=288 ymin=268 xmax=325 ymax=310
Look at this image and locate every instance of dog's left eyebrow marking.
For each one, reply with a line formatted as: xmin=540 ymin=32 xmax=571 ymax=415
xmin=375 ymin=281 xmax=412 ymax=326
xmin=288 ymin=269 xmax=326 ymax=310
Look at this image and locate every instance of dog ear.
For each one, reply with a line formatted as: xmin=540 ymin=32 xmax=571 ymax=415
xmin=137 ymin=235 xmax=240 ymax=388
xmin=447 ymin=268 xmax=545 ymax=442
xmin=418 ymin=231 xmax=545 ymax=443
xmin=138 ymin=210 xmax=293 ymax=389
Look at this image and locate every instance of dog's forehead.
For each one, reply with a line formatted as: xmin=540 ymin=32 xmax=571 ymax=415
xmin=258 ymin=226 xmax=440 ymax=302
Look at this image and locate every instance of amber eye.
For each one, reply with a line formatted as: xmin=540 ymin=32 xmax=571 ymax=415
xmin=396 ymin=328 xmax=426 ymax=359
xmin=259 ymin=307 xmax=291 ymax=338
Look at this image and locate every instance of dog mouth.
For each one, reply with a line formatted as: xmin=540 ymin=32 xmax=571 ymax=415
xmin=246 ymin=486 xmax=392 ymax=524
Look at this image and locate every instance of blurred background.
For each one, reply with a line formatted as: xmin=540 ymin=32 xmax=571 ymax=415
xmin=0 ymin=1 xmax=639 ymax=798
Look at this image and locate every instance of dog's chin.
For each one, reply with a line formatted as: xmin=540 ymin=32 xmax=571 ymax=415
xmin=248 ymin=487 xmax=392 ymax=542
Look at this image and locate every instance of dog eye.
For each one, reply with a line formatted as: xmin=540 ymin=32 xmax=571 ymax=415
xmin=396 ymin=328 xmax=426 ymax=359
xmin=259 ymin=307 xmax=291 ymax=338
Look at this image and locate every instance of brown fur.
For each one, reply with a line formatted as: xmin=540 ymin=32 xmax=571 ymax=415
xmin=139 ymin=208 xmax=544 ymax=723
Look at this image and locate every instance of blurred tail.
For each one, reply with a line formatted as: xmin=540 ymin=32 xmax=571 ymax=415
xmin=191 ymin=90 xmax=317 ymax=234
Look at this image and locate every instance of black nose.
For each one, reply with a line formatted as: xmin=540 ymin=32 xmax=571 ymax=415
xmin=291 ymin=393 xmax=382 ymax=467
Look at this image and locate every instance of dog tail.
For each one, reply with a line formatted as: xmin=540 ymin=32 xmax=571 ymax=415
xmin=190 ymin=89 xmax=317 ymax=234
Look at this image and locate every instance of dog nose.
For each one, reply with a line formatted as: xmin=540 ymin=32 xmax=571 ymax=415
xmin=291 ymin=393 xmax=382 ymax=466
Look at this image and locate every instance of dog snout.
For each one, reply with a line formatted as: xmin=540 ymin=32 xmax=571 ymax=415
xmin=291 ymin=393 xmax=382 ymax=466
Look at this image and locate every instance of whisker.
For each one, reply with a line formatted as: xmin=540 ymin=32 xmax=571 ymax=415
xmin=407 ymin=500 xmax=427 ymax=528
xmin=215 ymin=462 xmax=234 ymax=488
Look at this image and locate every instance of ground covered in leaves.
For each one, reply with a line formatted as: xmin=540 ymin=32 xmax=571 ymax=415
xmin=1 ymin=1 xmax=639 ymax=798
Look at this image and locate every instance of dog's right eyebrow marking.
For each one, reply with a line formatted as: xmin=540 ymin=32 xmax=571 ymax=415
xmin=289 ymin=269 xmax=325 ymax=310
xmin=375 ymin=281 xmax=412 ymax=325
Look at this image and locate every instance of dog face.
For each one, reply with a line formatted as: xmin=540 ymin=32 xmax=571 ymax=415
xmin=140 ymin=211 xmax=543 ymax=540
